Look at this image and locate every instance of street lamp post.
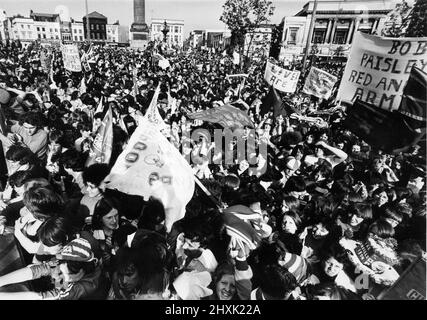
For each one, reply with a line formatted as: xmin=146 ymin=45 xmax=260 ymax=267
xmin=161 ymin=20 xmax=169 ymax=44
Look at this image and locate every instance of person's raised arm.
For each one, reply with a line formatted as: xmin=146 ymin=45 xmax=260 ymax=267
xmin=14 ymin=220 xmax=42 ymax=254
xmin=316 ymin=140 xmax=348 ymax=164
xmin=0 ymin=265 xmax=34 ymax=288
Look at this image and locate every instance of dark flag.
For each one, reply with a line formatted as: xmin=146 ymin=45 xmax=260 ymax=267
xmin=378 ymin=255 xmax=426 ymax=300
xmin=398 ymin=66 xmax=427 ymax=130
xmin=260 ymin=86 xmax=297 ymax=118
xmin=343 ymin=98 xmax=423 ymax=154
xmin=188 ymin=104 xmax=254 ymax=130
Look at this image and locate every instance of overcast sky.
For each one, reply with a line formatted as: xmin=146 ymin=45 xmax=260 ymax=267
xmin=1 ymin=0 xmax=406 ymax=37
xmin=0 ymin=0 xmax=310 ymax=35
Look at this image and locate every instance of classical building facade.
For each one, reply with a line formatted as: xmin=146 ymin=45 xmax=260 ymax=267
xmin=107 ymin=22 xmax=129 ymax=45
xmin=71 ymin=21 xmax=85 ymax=42
xmin=188 ymin=29 xmax=231 ymax=50
xmin=279 ymin=0 xmax=395 ymax=61
xmin=30 ymin=11 xmax=61 ymax=43
xmin=151 ymin=19 xmax=184 ymax=47
xmin=8 ymin=17 xmax=37 ymax=43
xmin=189 ymin=30 xmax=204 ymax=48
xmin=107 ymin=23 xmax=119 ymax=43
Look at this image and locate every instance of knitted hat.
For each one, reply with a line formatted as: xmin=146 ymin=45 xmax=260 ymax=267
xmin=56 ymin=238 xmax=95 ymax=262
xmin=173 ymin=271 xmax=213 ymax=300
xmin=279 ymin=252 xmax=310 ymax=284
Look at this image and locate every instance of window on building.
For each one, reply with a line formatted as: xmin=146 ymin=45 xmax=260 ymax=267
xmin=55 ymin=29 xmax=58 ymax=32
xmin=91 ymin=25 xmax=94 ymax=30
xmin=38 ymin=34 xmax=41 ymax=39
xmin=50 ymin=28 xmax=53 ymax=33
xmin=37 ymin=27 xmax=40 ymax=31
xmin=42 ymin=27 xmax=45 ymax=32
xmin=96 ymin=24 xmax=99 ymax=30
xmin=80 ymin=29 xmax=82 ymax=34
xmin=288 ymin=27 xmax=298 ymax=44
xmin=43 ymin=34 xmax=46 ymax=39
xmin=312 ymin=29 xmax=326 ymax=44
xmin=27 ymin=25 xmax=30 ymax=29
xmin=175 ymin=26 xmax=179 ymax=33
xmin=56 ymin=35 xmax=59 ymax=39
xmin=79 ymin=36 xmax=83 ymax=41
xmin=175 ymin=35 xmax=178 ymax=42
xmin=21 ymin=32 xmax=25 ymax=38
xmin=333 ymin=29 xmax=348 ymax=44
xmin=50 ymin=35 xmax=54 ymax=39
xmin=21 ymin=25 xmax=24 ymax=29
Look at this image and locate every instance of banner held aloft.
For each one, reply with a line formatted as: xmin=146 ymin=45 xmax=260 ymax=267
xmin=337 ymin=32 xmax=427 ymax=110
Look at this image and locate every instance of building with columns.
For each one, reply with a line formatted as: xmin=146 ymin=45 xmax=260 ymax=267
xmin=150 ymin=19 xmax=184 ymax=47
xmin=279 ymin=0 xmax=395 ymax=61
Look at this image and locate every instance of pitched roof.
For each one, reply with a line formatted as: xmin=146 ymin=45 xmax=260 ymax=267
xmin=83 ymin=11 xmax=107 ymax=19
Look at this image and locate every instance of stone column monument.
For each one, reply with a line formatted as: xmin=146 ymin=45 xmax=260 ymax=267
xmin=130 ymin=0 xmax=149 ymax=49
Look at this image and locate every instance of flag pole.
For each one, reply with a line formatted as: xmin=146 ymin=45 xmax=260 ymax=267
xmin=301 ymin=0 xmax=318 ymax=76
xmin=85 ymin=0 xmax=91 ymax=43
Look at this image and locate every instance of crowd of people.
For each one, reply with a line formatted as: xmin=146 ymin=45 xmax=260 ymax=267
xmin=0 ymin=38 xmax=425 ymax=300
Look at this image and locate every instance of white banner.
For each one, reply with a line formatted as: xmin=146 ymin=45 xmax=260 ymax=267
xmin=143 ymin=84 xmax=168 ymax=130
xmin=264 ymin=61 xmax=300 ymax=93
xmin=105 ymin=117 xmax=195 ymax=232
xmin=337 ymin=32 xmax=427 ymax=110
xmin=61 ymin=44 xmax=82 ymax=72
xmin=233 ymin=51 xmax=240 ymax=65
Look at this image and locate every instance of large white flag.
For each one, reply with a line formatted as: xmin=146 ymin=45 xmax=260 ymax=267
xmin=104 ymin=117 xmax=195 ymax=232
xmin=143 ymin=84 xmax=167 ymax=130
xmin=95 ymin=97 xmax=103 ymax=113
xmin=233 ymin=51 xmax=240 ymax=65
xmin=158 ymin=58 xmax=170 ymax=70
xmin=79 ymin=76 xmax=87 ymax=95
xmin=167 ymin=90 xmax=177 ymax=115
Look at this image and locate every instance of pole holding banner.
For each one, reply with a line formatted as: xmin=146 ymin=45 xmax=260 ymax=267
xmin=302 ymin=0 xmax=318 ymax=76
